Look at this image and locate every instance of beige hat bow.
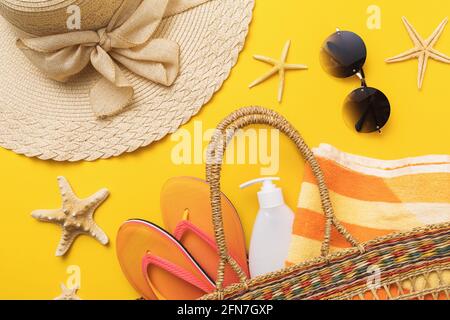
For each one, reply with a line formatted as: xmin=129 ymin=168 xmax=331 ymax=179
xmin=16 ymin=0 xmax=209 ymax=118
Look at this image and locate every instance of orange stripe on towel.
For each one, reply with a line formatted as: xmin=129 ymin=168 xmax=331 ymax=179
xmin=292 ymin=208 xmax=397 ymax=248
xmin=304 ymin=158 xmax=400 ymax=203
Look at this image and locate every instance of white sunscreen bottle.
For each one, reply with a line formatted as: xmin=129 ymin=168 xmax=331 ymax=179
xmin=240 ymin=177 xmax=295 ymax=278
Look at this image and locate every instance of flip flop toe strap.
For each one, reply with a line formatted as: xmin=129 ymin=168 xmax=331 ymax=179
xmin=174 ymin=220 xmax=249 ymax=277
xmin=142 ymin=254 xmax=215 ymax=300
xmin=174 ymin=220 xmax=218 ymax=250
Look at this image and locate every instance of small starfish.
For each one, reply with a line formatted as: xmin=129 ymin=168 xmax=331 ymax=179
xmin=32 ymin=176 xmax=109 ymax=257
xmin=386 ymin=17 xmax=450 ymax=89
xmin=54 ymin=283 xmax=81 ymax=300
xmin=249 ymin=40 xmax=308 ymax=102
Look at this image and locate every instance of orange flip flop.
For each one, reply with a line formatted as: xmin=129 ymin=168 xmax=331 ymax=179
xmin=116 ymin=219 xmax=215 ymax=300
xmin=161 ymin=177 xmax=249 ymax=287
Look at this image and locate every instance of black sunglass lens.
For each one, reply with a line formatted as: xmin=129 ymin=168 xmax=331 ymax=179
xmin=320 ymin=31 xmax=367 ymax=78
xmin=343 ymin=87 xmax=391 ymax=133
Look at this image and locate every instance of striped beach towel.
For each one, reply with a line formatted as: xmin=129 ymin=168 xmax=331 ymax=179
xmin=287 ymin=144 xmax=450 ymax=265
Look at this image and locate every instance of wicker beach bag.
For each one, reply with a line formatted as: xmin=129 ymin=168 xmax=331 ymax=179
xmin=201 ymin=106 xmax=450 ymax=300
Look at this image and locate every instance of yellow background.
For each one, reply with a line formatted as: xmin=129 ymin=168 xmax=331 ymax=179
xmin=1 ymin=0 xmax=450 ymax=299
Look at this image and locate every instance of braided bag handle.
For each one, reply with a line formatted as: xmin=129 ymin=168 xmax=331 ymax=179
xmin=206 ymin=107 xmax=365 ymax=297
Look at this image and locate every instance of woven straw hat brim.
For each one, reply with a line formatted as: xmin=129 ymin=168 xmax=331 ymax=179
xmin=0 ymin=0 xmax=254 ymax=161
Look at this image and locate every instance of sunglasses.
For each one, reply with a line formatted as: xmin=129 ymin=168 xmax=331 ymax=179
xmin=320 ymin=29 xmax=391 ymax=133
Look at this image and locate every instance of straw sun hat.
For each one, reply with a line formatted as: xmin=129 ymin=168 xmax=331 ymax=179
xmin=0 ymin=0 xmax=254 ymax=161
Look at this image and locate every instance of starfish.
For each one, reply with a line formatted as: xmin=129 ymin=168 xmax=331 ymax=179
xmin=54 ymin=283 xmax=81 ymax=300
xmin=32 ymin=176 xmax=109 ymax=257
xmin=249 ymin=40 xmax=308 ymax=102
xmin=386 ymin=17 xmax=450 ymax=89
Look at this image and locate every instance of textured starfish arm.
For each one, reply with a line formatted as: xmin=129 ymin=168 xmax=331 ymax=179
xmin=417 ymin=53 xmax=429 ymax=89
xmin=56 ymin=230 xmax=81 ymax=257
xmin=285 ymin=63 xmax=308 ymax=70
xmin=89 ymin=224 xmax=109 ymax=245
xmin=32 ymin=209 xmax=65 ymax=223
xmin=278 ymin=69 xmax=285 ymax=103
xmin=402 ymin=17 xmax=426 ymax=47
xmin=253 ymin=55 xmax=278 ymax=65
xmin=280 ymin=40 xmax=291 ymax=61
xmin=429 ymin=48 xmax=450 ymax=63
xmin=84 ymin=188 xmax=109 ymax=211
xmin=386 ymin=48 xmax=421 ymax=63
xmin=249 ymin=67 xmax=279 ymax=88
xmin=426 ymin=18 xmax=449 ymax=47
xmin=57 ymin=176 xmax=77 ymax=204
